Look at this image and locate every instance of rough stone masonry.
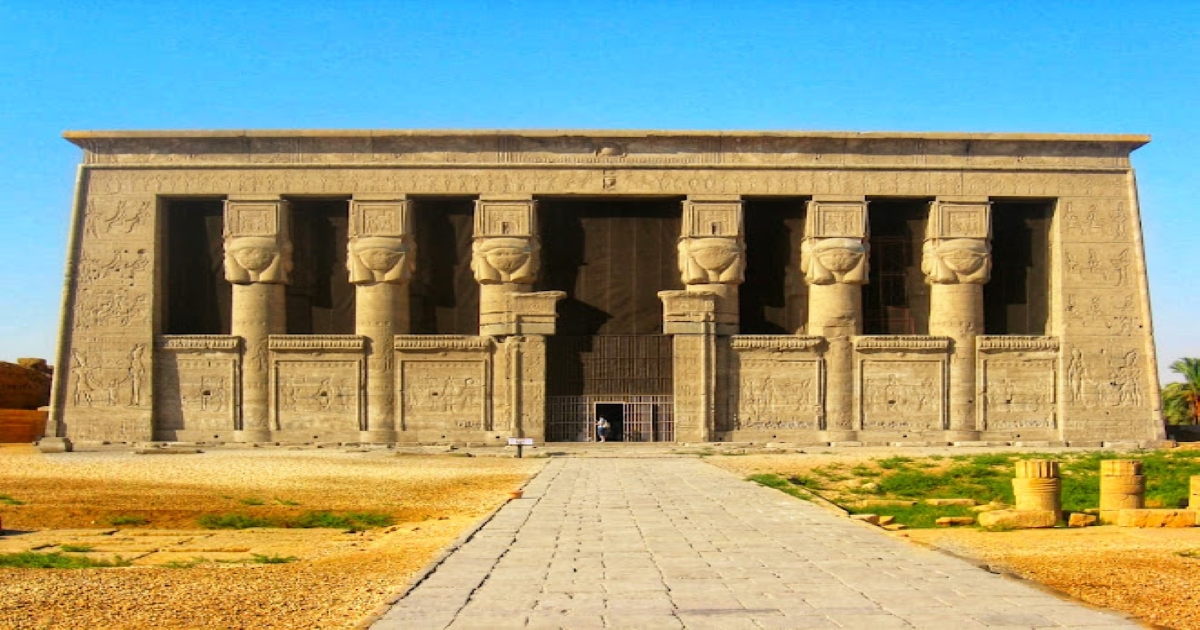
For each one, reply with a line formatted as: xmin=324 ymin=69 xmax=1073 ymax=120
xmin=46 ymin=130 xmax=1164 ymax=447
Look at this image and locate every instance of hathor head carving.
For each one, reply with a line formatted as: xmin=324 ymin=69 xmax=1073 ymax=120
xmin=472 ymin=237 xmax=539 ymax=284
xmin=922 ymin=238 xmax=991 ymax=284
xmin=224 ymin=236 xmax=292 ymax=284
xmin=678 ymin=237 xmax=745 ymax=285
xmin=800 ymin=237 xmax=868 ymax=285
xmin=347 ymin=236 xmax=415 ymax=284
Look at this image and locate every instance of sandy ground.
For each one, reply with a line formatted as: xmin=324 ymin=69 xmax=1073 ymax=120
xmin=709 ymin=451 xmax=1200 ymax=630
xmin=0 ymin=444 xmax=543 ymax=629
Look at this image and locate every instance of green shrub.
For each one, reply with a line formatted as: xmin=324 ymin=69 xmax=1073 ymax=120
xmin=59 ymin=545 xmax=93 ymax=553
xmin=0 ymin=494 xmax=25 ymax=506
xmin=290 ymin=511 xmax=394 ymax=531
xmin=240 ymin=497 xmax=266 ymax=506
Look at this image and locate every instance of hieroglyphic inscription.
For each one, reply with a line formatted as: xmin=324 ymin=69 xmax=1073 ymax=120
xmin=83 ymin=166 xmax=1130 ymax=200
xmin=861 ymin=360 xmax=944 ymax=431
xmin=735 ymin=359 xmax=821 ymax=430
xmin=1065 ymin=246 xmax=1132 ymax=287
xmin=401 ymin=361 xmax=486 ymax=430
xmin=1064 ymin=292 xmax=1139 ymax=335
xmin=982 ymin=359 xmax=1056 ymax=430
xmin=1066 ymin=348 xmax=1145 ymax=409
xmin=519 ymin=336 xmax=547 ymax=434
xmin=78 ymin=246 xmax=150 ymax=284
xmin=1061 ymin=200 xmax=1131 ymax=241
xmin=74 ymin=287 xmax=149 ymax=329
xmin=274 ymin=360 xmax=360 ymax=432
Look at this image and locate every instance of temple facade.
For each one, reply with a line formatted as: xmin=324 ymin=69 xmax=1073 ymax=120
xmin=46 ymin=130 xmax=1165 ymax=446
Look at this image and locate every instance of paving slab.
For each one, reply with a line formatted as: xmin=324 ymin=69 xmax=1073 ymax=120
xmin=373 ymin=458 xmax=1140 ymax=629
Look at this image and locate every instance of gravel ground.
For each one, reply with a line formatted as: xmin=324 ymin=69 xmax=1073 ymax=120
xmin=0 ymin=445 xmax=543 ymax=629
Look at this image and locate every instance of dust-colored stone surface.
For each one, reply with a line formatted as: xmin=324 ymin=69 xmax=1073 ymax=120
xmin=0 ymin=445 xmax=543 ymax=629
xmin=908 ymin=526 xmax=1200 ymax=630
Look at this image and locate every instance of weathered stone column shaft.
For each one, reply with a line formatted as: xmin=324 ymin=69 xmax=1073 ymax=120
xmin=929 ymin=282 xmax=984 ymax=435
xmin=357 ymin=283 xmax=405 ymax=442
xmin=232 ymin=283 xmax=285 ymax=440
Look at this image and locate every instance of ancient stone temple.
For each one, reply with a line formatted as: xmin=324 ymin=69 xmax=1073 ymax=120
xmin=46 ymin=130 xmax=1164 ymax=447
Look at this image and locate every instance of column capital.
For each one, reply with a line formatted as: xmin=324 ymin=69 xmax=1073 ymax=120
xmin=223 ymin=198 xmax=291 ymax=284
xmin=923 ymin=199 xmax=992 ymax=285
xmin=475 ymin=196 xmax=537 ymax=237
xmin=802 ymin=199 xmax=869 ymax=286
xmin=348 ymin=198 xmax=415 ymax=285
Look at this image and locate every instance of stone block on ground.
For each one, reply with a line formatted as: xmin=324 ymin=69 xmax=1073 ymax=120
xmin=977 ymin=509 xmax=1056 ymax=529
xmin=1116 ymin=509 xmax=1197 ymax=528
xmin=925 ymin=498 xmax=977 ymax=506
xmin=849 ymin=514 xmax=879 ymax=525
xmin=935 ymin=516 xmax=975 ymax=527
xmin=1068 ymin=513 xmax=1098 ymax=527
xmin=877 ymin=515 xmax=895 ymax=526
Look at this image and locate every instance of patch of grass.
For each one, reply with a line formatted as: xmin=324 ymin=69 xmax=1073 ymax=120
xmin=0 ymin=494 xmax=25 ymax=506
xmin=1177 ymin=549 xmax=1200 ymax=559
xmin=163 ymin=557 xmax=212 ymax=569
xmin=787 ymin=474 xmax=821 ymax=489
xmin=748 ymin=474 xmax=812 ymax=501
xmin=846 ymin=503 xmax=977 ymax=529
xmin=289 ymin=511 xmax=394 ymax=531
xmin=240 ymin=497 xmax=266 ymax=506
xmin=849 ymin=464 xmax=875 ymax=478
xmin=275 ymin=498 xmax=300 ymax=506
xmin=197 ymin=513 xmax=274 ymax=529
xmin=197 ymin=510 xmax=395 ymax=531
xmin=107 ymin=515 xmax=149 ymax=526
xmin=250 ymin=553 xmax=298 ymax=564
xmin=0 ymin=552 xmax=130 ymax=569
xmin=59 ymin=545 xmax=94 ymax=553
xmin=876 ymin=456 xmax=914 ymax=470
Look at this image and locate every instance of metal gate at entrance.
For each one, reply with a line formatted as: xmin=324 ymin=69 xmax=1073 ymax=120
xmin=545 ymin=335 xmax=674 ymax=442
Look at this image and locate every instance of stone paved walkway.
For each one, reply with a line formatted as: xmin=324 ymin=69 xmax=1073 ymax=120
xmin=373 ymin=458 xmax=1140 ymax=629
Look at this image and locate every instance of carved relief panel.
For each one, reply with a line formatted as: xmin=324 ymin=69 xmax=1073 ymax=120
xmin=269 ymin=336 xmax=364 ymax=434
xmin=976 ymin=336 xmax=1060 ymax=432
xmin=400 ymin=361 xmax=488 ymax=431
xmin=859 ymin=360 xmax=946 ymax=432
xmin=734 ymin=359 xmax=823 ymax=430
xmin=155 ymin=336 xmax=239 ymax=435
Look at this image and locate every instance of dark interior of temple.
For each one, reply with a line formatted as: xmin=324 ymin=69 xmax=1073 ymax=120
xmin=985 ymin=201 xmax=1052 ymax=335
xmin=410 ymin=197 xmax=479 ymax=335
xmin=739 ymin=197 xmax=808 ymax=334
xmin=864 ymin=198 xmax=931 ymax=334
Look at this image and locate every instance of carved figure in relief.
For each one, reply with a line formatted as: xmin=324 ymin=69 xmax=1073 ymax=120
xmin=1067 ymin=247 xmax=1131 ymax=287
xmin=85 ymin=199 xmax=147 ymax=237
xmin=677 ymin=237 xmax=744 ymax=285
xmin=126 ymin=343 xmax=146 ymax=407
xmin=76 ymin=287 xmax=148 ymax=329
xmin=471 ymin=237 xmax=539 ymax=284
xmin=224 ymin=237 xmax=292 ymax=283
xmin=737 ymin=372 xmax=817 ymax=429
xmin=184 ymin=376 xmax=228 ymax=413
xmin=71 ymin=350 xmax=101 ymax=407
xmin=79 ymin=248 xmax=150 ymax=282
xmin=1067 ymin=349 xmax=1088 ymax=403
xmin=280 ymin=375 xmax=353 ymax=413
xmin=800 ymin=238 xmax=868 ymax=285
xmin=347 ymin=236 xmax=415 ymax=284
xmin=1065 ymin=293 xmax=1137 ymax=334
xmin=922 ymin=238 xmax=991 ymax=284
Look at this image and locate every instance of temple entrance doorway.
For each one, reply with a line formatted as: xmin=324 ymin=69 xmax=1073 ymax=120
xmin=537 ymin=198 xmax=681 ymax=442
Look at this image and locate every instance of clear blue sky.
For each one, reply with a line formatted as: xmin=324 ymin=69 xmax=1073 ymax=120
xmin=1 ymin=1 xmax=1196 ymax=381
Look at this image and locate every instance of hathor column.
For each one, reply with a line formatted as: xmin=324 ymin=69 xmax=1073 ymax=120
xmin=661 ymin=196 xmax=744 ymax=442
xmin=923 ymin=198 xmax=991 ymax=441
xmin=224 ymin=197 xmax=291 ymax=443
xmin=472 ymin=195 xmax=540 ymax=337
xmin=801 ymin=197 xmax=869 ymax=442
xmin=348 ymin=196 xmax=416 ymax=443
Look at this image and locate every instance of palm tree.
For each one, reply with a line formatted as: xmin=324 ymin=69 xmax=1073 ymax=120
xmin=1162 ymin=358 xmax=1200 ymax=425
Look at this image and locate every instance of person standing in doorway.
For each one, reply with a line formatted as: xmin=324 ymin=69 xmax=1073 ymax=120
xmin=596 ymin=414 xmax=611 ymax=442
